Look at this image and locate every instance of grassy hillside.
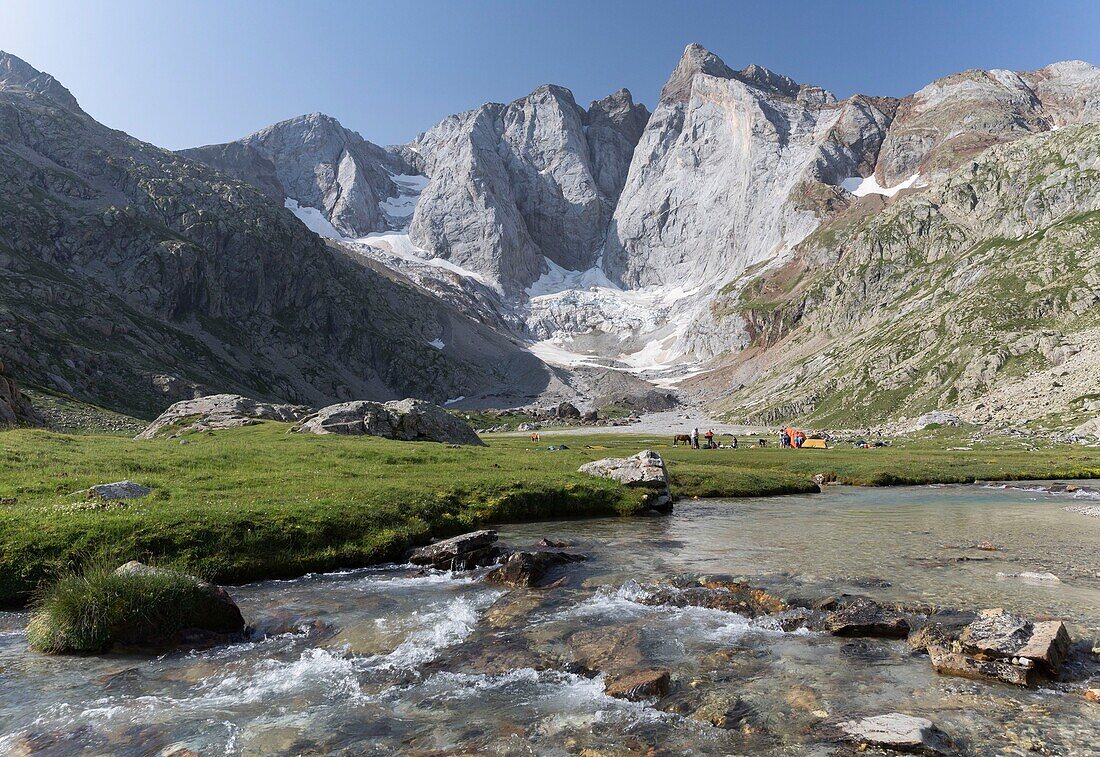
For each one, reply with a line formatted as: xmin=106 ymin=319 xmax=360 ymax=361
xmin=0 ymin=424 xmax=1097 ymax=605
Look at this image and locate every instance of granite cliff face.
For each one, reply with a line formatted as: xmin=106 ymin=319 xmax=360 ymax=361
xmin=0 ymin=51 xmax=554 ymax=417
xmin=401 ymin=85 xmax=649 ymax=293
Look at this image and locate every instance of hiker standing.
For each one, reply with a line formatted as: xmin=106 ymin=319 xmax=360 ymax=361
xmin=704 ymin=429 xmax=714 ymax=448
xmin=690 ymin=427 xmax=699 ymax=449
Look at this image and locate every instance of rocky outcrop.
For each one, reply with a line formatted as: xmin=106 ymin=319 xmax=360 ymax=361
xmin=0 ymin=51 xmax=557 ymax=418
xmin=293 ymin=398 xmax=483 ymax=445
xmin=639 ymin=577 xmax=786 ymax=617
xmin=838 ymin=713 xmax=950 ymax=755
xmin=408 ymin=530 xmax=501 ymax=571
xmin=578 ymin=450 xmax=672 ymax=511
xmin=0 ymin=360 xmax=40 ymax=428
xmin=136 ymin=394 xmax=312 ymax=439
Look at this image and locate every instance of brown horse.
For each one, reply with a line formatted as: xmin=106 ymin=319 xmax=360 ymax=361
xmin=530 ymin=432 xmax=541 ymax=442
xmin=673 ymin=434 xmax=691 ymax=446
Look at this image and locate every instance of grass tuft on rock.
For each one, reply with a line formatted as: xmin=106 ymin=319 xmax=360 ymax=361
xmin=26 ymin=557 xmax=233 ymax=654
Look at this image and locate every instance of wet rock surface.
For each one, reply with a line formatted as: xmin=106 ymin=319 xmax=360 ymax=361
xmin=485 ymin=550 xmax=585 ymax=589
xmin=407 ymin=530 xmax=501 ymax=571
xmin=838 ymin=713 xmax=951 ymax=755
xmin=603 ymin=668 xmax=670 ymax=701
xmin=824 ymin=597 xmax=911 ymax=638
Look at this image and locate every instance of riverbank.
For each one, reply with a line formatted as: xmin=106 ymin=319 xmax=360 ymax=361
xmin=0 ymin=423 xmax=1097 ymax=605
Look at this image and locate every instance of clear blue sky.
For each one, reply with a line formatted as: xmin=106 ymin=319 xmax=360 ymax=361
xmin=2 ymin=0 xmax=1098 ymax=150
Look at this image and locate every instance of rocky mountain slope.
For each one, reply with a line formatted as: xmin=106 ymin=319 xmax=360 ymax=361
xmin=2 ymin=44 xmax=1097 ymax=429
xmin=697 ymin=125 xmax=1100 ymax=429
xmin=0 ymin=51 xmax=559 ymax=417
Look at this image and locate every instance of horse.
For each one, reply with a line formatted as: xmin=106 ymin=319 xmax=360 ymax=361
xmin=673 ymin=434 xmax=692 ymax=446
xmin=530 ymin=432 xmax=541 ymax=442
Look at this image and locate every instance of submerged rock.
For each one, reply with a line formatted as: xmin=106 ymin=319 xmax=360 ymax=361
xmin=294 ymin=398 xmax=484 ymax=445
xmin=407 ymin=530 xmax=501 ymax=571
xmin=603 ymin=669 xmax=670 ymax=701
xmin=485 ymin=550 xmax=585 ymax=588
xmin=824 ymin=597 xmax=910 ymax=638
xmin=567 ymin=624 xmax=645 ymax=674
xmin=578 ymin=450 xmax=672 ymax=511
xmin=838 ymin=713 xmax=951 ymax=755
xmin=639 ymin=577 xmax=786 ymax=618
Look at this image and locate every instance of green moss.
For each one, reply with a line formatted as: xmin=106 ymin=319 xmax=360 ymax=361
xmin=26 ymin=557 xmax=237 ymax=654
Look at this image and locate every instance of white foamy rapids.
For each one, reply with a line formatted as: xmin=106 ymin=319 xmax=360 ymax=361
xmin=197 ymin=647 xmax=368 ymax=707
xmin=397 ymin=668 xmax=673 ymax=729
xmin=361 ymin=591 xmax=500 ymax=672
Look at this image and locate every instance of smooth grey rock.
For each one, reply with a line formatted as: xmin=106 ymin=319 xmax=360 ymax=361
xmin=911 ymin=411 xmax=960 ymax=429
xmin=838 ymin=713 xmax=950 ymax=755
xmin=578 ymin=450 xmax=672 ymax=511
xmin=137 ymin=394 xmax=312 ymax=440
xmin=295 ymin=398 xmax=484 ymax=446
xmin=87 ymin=481 xmax=151 ymax=501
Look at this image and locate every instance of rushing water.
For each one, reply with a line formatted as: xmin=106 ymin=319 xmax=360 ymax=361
xmin=1 ymin=484 xmax=1098 ymax=755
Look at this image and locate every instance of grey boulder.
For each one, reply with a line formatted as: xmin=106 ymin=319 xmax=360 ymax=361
xmin=294 ymin=398 xmax=484 ymax=446
xmin=578 ymin=450 xmax=672 ymax=511
xmin=87 ymin=481 xmax=151 ymax=501
xmin=137 ymin=394 xmax=312 ymax=439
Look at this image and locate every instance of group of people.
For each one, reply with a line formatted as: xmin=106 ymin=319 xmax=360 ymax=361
xmin=779 ymin=429 xmax=807 ymax=448
xmin=686 ymin=428 xmax=737 ymax=449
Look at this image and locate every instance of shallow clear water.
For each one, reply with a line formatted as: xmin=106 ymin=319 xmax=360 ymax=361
xmin=1 ymin=484 xmax=1098 ymax=755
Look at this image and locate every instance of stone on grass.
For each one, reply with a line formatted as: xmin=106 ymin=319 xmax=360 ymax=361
xmin=579 ymin=449 xmax=672 ymax=511
xmin=604 ymin=669 xmax=670 ymax=701
xmin=838 ymin=713 xmax=950 ymax=755
xmin=824 ymin=597 xmax=910 ymax=638
xmin=87 ymin=481 xmax=151 ymax=501
xmin=408 ymin=530 xmax=500 ymax=571
xmin=294 ymin=398 xmax=483 ymax=445
xmin=485 ymin=550 xmax=585 ymax=588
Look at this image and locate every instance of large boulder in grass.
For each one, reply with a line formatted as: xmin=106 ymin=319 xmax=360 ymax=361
xmin=27 ymin=561 xmax=245 ymax=654
xmin=579 ymin=449 xmax=672 ymax=511
xmin=136 ymin=394 xmax=312 ymax=439
xmin=294 ymin=398 xmax=484 ymax=446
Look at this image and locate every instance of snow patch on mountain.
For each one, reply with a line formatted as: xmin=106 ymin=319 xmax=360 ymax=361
xmin=284 ymin=198 xmax=347 ymax=239
xmin=839 ymin=172 xmax=925 ymax=197
xmin=378 ymin=173 xmax=429 ymax=226
xmin=348 ymin=233 xmax=502 ymax=292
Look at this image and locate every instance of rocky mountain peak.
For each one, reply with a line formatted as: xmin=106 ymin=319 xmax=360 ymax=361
xmin=735 ymin=63 xmax=801 ymax=98
xmin=586 ymin=88 xmax=650 ymax=146
xmin=0 ymin=51 xmax=81 ymax=112
xmin=660 ymin=43 xmax=736 ymax=103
